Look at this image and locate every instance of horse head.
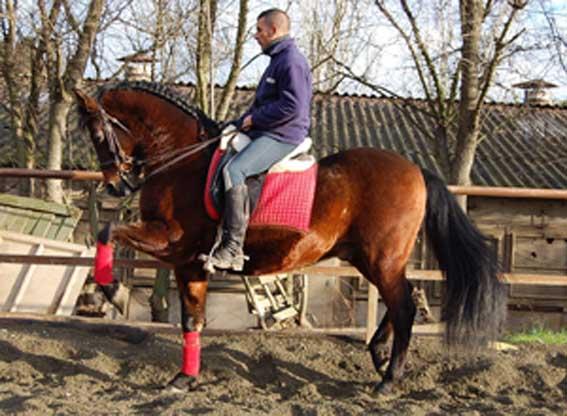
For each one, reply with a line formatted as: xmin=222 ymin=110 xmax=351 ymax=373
xmin=74 ymin=88 xmax=141 ymax=197
xmin=75 ymin=83 xmax=221 ymax=198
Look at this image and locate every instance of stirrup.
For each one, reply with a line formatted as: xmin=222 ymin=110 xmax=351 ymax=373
xmin=199 ymin=252 xmax=249 ymax=274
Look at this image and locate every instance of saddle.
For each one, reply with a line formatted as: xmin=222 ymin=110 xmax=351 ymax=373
xmin=204 ymin=126 xmax=317 ymax=231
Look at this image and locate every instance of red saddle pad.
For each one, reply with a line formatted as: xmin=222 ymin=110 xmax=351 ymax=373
xmin=204 ymin=148 xmax=317 ymax=232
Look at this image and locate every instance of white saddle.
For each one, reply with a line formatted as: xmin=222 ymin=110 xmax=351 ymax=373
xmin=220 ymin=125 xmax=316 ymax=174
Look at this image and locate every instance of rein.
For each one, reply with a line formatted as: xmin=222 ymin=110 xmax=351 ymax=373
xmin=102 ymin=110 xmax=234 ymax=193
xmin=143 ymin=135 xmax=222 ymax=181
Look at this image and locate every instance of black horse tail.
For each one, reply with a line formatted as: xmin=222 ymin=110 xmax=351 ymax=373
xmin=422 ymin=169 xmax=507 ymax=346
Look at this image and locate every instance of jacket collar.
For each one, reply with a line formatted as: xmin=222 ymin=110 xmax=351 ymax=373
xmin=263 ymin=36 xmax=293 ymax=56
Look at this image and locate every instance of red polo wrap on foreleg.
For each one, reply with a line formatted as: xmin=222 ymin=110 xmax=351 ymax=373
xmin=181 ymin=331 xmax=201 ymax=377
xmin=94 ymin=241 xmax=114 ymax=285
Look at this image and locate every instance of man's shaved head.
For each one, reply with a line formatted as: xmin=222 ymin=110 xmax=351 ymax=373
xmin=257 ymin=8 xmax=290 ymax=33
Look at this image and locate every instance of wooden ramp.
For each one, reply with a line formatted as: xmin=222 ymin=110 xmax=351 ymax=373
xmin=0 ymin=230 xmax=94 ymax=315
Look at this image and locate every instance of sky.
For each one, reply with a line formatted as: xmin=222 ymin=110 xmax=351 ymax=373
xmin=91 ymin=0 xmax=567 ymax=104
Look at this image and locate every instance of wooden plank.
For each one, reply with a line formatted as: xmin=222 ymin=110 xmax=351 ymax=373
xmin=0 ymin=250 xmax=566 ymax=287
xmin=0 ymin=230 xmax=87 ymax=251
xmin=7 ymin=208 xmax=29 ymax=234
xmin=366 ymin=284 xmax=379 ymax=344
xmin=3 ymin=169 xmax=567 ymax=200
xmin=53 ymin=214 xmax=80 ymax=241
xmin=0 ymin=207 xmax=17 ymax=230
xmin=0 ymin=168 xmax=104 ymax=182
xmin=28 ymin=213 xmax=56 ymax=238
xmin=8 ymin=243 xmax=44 ymax=312
xmin=0 ymin=207 xmax=8 ymax=227
xmin=0 ymin=193 xmax=71 ymax=216
xmin=53 ymin=250 xmax=92 ymax=316
xmin=0 ymin=231 xmax=94 ymax=316
xmin=448 ymin=185 xmax=567 ymax=200
xmin=20 ymin=211 xmax=43 ymax=235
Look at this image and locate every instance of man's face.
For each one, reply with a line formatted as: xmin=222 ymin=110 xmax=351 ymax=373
xmin=254 ymin=17 xmax=276 ymax=50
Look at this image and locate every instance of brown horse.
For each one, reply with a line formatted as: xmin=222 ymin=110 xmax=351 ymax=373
xmin=74 ymin=81 xmax=506 ymax=394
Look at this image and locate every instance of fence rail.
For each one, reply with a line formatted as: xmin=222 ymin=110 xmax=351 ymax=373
xmin=0 ymin=254 xmax=565 ymax=286
xmin=2 ymin=168 xmax=567 ymax=340
xmin=3 ymin=168 xmax=567 ymax=199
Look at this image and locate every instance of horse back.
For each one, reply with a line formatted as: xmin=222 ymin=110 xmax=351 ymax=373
xmin=311 ymin=148 xmax=426 ymax=249
xmin=242 ymin=147 xmax=427 ymax=275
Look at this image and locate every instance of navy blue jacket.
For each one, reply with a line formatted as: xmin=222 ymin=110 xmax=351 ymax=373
xmin=237 ymin=37 xmax=312 ymax=145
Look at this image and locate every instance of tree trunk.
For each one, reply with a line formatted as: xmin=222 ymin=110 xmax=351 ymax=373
xmin=46 ymin=98 xmax=71 ymax=203
xmin=196 ymin=0 xmax=217 ymax=116
xmin=45 ymin=0 xmax=104 ymax=203
xmin=0 ymin=0 xmax=36 ymax=195
xmin=216 ymin=0 xmax=249 ymax=121
xmin=450 ymin=0 xmax=483 ymax=187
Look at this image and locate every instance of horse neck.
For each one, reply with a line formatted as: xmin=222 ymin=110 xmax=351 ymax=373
xmin=135 ymin=110 xmax=213 ymax=178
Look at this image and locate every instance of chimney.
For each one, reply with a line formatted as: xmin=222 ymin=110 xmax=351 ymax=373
xmin=118 ymin=52 xmax=154 ymax=81
xmin=512 ymin=79 xmax=558 ymax=106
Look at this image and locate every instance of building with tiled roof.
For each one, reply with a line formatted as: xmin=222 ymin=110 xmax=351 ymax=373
xmin=1 ymin=81 xmax=565 ymax=189
xmin=0 ymin=80 xmax=566 ymax=319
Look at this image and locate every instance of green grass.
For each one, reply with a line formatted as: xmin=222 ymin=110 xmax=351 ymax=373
xmin=505 ymin=327 xmax=567 ymax=345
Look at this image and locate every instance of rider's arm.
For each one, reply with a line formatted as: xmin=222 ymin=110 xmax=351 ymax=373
xmin=249 ymin=62 xmax=309 ymax=129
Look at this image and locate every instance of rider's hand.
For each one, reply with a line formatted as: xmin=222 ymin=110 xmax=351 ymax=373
xmin=241 ymin=115 xmax=253 ymax=131
xmin=220 ymin=120 xmax=238 ymax=131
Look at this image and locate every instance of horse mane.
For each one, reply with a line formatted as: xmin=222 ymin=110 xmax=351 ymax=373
xmin=98 ymin=81 xmax=221 ymax=138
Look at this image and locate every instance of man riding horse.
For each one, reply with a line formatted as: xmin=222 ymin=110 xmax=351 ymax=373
xmin=204 ymin=8 xmax=313 ymax=272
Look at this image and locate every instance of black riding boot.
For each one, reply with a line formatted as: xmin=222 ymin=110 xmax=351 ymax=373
xmin=207 ymin=184 xmax=250 ymax=271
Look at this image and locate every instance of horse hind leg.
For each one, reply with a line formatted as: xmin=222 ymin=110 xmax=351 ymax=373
xmin=368 ymin=312 xmax=393 ymax=374
xmin=372 ymin=271 xmax=416 ymax=394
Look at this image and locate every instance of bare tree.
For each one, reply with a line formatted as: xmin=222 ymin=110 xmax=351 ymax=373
xmin=192 ymin=0 xmax=251 ymax=119
xmin=0 ymin=0 xmax=59 ymax=195
xmin=113 ymin=0 xmax=198 ymax=82
xmin=300 ymin=0 xmax=369 ymax=94
xmin=337 ymin=0 xmax=529 ymax=188
xmin=44 ymin=0 xmax=105 ymax=203
xmin=195 ymin=0 xmax=218 ymax=116
xmin=216 ymin=0 xmax=249 ymax=120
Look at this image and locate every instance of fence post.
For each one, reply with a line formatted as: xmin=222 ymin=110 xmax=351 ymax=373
xmin=366 ymin=283 xmax=379 ymax=344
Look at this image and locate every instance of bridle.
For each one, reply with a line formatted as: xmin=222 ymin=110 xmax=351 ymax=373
xmin=96 ymin=107 xmax=143 ymax=193
xmin=96 ymin=107 xmax=226 ymax=194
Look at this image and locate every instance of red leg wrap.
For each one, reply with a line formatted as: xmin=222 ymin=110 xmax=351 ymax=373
xmin=181 ymin=331 xmax=201 ymax=377
xmin=94 ymin=241 xmax=114 ymax=285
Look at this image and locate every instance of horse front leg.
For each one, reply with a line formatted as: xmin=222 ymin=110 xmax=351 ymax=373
xmin=94 ymin=221 xmax=178 ymax=313
xmin=166 ymin=263 xmax=208 ymax=393
xmin=109 ymin=220 xmax=177 ymax=254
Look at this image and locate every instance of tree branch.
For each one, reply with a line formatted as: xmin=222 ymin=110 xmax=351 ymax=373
xmin=374 ymin=1 xmax=440 ymax=119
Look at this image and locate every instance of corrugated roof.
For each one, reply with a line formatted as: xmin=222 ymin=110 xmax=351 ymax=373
xmin=1 ymin=81 xmax=566 ymax=188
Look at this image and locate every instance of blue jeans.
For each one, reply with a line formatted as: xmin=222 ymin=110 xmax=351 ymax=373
xmin=223 ymin=135 xmax=297 ymax=190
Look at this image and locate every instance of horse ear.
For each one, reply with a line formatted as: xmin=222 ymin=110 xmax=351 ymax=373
xmin=74 ymin=88 xmax=99 ymax=114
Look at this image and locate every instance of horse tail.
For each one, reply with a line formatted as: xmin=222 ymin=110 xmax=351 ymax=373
xmin=421 ymin=169 xmax=507 ymax=346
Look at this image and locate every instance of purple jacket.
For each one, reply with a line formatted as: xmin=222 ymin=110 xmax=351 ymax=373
xmin=237 ymin=37 xmax=312 ymax=145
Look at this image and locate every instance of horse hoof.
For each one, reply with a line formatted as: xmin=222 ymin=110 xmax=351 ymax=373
xmin=164 ymin=372 xmax=198 ymax=393
xmin=373 ymin=380 xmax=394 ymax=395
xmin=100 ymin=282 xmax=130 ymax=315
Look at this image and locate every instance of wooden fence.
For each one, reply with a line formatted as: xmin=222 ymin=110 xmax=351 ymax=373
xmin=1 ymin=168 xmax=567 ymax=339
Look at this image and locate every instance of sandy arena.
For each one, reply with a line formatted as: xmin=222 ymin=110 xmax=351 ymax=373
xmin=0 ymin=317 xmax=566 ymax=415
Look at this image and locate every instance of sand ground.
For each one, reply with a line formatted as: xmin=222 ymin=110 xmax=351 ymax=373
xmin=0 ymin=317 xmax=566 ymax=415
